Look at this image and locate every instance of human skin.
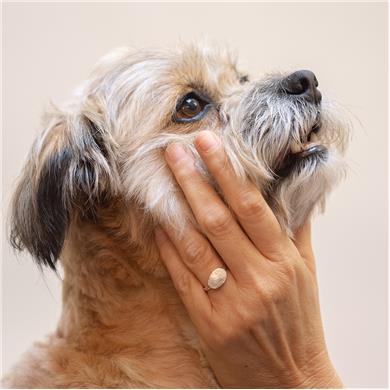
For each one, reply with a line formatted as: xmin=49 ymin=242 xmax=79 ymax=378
xmin=154 ymin=130 xmax=343 ymax=388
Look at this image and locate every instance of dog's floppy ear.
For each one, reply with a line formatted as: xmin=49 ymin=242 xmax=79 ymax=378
xmin=10 ymin=106 xmax=120 ymax=270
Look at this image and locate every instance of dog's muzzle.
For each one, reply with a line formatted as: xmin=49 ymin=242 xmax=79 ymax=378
xmin=240 ymin=70 xmax=328 ymax=178
xmin=273 ymin=69 xmax=327 ymax=177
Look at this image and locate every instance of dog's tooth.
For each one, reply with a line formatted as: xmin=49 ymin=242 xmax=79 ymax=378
xmin=290 ymin=141 xmax=302 ymax=154
xmin=302 ymin=141 xmax=320 ymax=151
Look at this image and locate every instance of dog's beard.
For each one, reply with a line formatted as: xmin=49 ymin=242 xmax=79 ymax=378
xmin=218 ymin=78 xmax=348 ymax=234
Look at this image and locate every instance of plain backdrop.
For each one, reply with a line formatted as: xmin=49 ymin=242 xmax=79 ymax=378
xmin=2 ymin=2 xmax=388 ymax=388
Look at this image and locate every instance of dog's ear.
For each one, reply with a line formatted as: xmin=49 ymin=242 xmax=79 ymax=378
xmin=9 ymin=107 xmax=120 ymax=270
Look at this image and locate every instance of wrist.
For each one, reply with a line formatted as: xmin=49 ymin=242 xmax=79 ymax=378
xmin=294 ymin=357 xmax=343 ymax=389
xmin=297 ymin=369 xmax=343 ymax=389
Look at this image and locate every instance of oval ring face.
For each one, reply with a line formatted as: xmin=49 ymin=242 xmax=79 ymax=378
xmin=207 ymin=268 xmax=227 ymax=290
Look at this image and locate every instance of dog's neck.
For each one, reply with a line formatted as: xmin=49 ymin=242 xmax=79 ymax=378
xmin=56 ymin=202 xmax=217 ymax=387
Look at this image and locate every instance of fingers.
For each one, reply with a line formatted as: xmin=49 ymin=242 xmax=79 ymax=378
xmin=165 ymin=143 xmax=265 ymax=276
xmin=194 ymin=131 xmax=295 ymax=258
xmin=293 ymin=221 xmax=316 ymax=273
xmin=163 ymin=223 xmax=230 ymax=293
xmin=154 ymin=228 xmax=212 ymax=325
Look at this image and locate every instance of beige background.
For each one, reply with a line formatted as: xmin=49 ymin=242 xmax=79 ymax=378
xmin=2 ymin=2 xmax=388 ymax=388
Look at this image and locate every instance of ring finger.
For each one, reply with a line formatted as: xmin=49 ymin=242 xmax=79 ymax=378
xmin=163 ymin=223 xmax=235 ymax=297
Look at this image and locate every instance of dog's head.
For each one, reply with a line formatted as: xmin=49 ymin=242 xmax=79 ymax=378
xmin=10 ymin=43 xmax=349 ymax=270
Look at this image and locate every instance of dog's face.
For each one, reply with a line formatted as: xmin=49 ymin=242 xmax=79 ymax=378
xmin=10 ymin=44 xmax=348 ymax=270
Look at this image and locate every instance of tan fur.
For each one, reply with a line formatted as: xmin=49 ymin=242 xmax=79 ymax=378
xmin=3 ymin=43 xmax=348 ymax=388
xmin=4 ymin=200 xmax=218 ymax=388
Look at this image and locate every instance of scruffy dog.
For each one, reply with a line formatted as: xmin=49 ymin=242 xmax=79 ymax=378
xmin=3 ymin=43 xmax=348 ymax=388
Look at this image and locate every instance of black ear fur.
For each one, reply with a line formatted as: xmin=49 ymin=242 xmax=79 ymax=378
xmin=10 ymin=114 xmax=117 ymax=270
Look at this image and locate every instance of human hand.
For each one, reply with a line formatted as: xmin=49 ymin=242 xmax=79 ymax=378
xmin=154 ymin=130 xmax=342 ymax=389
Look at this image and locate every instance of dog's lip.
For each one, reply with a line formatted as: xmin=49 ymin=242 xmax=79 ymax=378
xmin=275 ymin=143 xmax=328 ymax=178
xmin=290 ymin=121 xmax=322 ymax=155
xmin=291 ymin=142 xmax=325 ymax=158
xmin=275 ymin=118 xmax=327 ymax=177
xmin=274 ymin=111 xmax=325 ymax=177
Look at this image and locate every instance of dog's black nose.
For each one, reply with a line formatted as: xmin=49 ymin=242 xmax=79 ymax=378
xmin=283 ymin=70 xmax=322 ymax=104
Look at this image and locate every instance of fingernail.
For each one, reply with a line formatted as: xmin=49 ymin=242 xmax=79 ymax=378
xmin=154 ymin=228 xmax=167 ymax=244
xmin=196 ymin=131 xmax=220 ymax=152
xmin=166 ymin=143 xmax=189 ymax=163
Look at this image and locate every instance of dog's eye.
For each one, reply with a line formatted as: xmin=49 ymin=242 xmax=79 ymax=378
xmin=239 ymin=74 xmax=249 ymax=84
xmin=174 ymin=92 xmax=211 ymax=123
xmin=181 ymin=96 xmax=202 ymax=117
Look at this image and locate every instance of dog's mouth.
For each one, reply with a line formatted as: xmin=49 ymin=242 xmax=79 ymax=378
xmin=275 ymin=116 xmax=328 ymax=178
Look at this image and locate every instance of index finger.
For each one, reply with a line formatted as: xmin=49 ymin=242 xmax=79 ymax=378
xmin=195 ymin=131 xmax=295 ymax=258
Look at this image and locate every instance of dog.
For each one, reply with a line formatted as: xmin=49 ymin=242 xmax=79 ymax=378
xmin=3 ymin=43 xmax=348 ymax=388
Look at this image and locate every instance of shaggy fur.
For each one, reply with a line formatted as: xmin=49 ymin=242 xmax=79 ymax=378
xmin=3 ymin=43 xmax=348 ymax=388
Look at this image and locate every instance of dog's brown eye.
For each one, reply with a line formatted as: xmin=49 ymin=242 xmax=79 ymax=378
xmin=181 ymin=97 xmax=202 ymax=117
xmin=174 ymin=92 xmax=211 ymax=123
xmin=239 ymin=74 xmax=249 ymax=84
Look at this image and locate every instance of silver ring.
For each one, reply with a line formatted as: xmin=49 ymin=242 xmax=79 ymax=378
xmin=203 ymin=267 xmax=227 ymax=291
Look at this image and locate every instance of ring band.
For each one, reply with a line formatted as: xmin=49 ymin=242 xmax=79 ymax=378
xmin=203 ymin=267 xmax=227 ymax=291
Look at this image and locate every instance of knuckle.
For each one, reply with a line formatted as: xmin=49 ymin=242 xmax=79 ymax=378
xmin=274 ymin=260 xmax=298 ymax=285
xmin=282 ymin=261 xmax=297 ymax=279
xmin=212 ymin=326 xmax=241 ymax=348
xmin=245 ymin=273 xmax=266 ymax=295
xmin=201 ymin=209 xmax=233 ymax=236
xmin=264 ymin=245 xmax=292 ymax=263
xmin=262 ymin=283 xmax=284 ymax=305
xmin=235 ymin=190 xmax=265 ymax=220
xmin=179 ymin=169 xmax=202 ymax=187
xmin=234 ymin=305 xmax=258 ymax=331
xmin=208 ymin=310 xmax=253 ymax=348
xmin=239 ymin=311 xmax=259 ymax=330
xmin=183 ymin=239 xmax=209 ymax=265
xmin=174 ymin=158 xmax=196 ymax=176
